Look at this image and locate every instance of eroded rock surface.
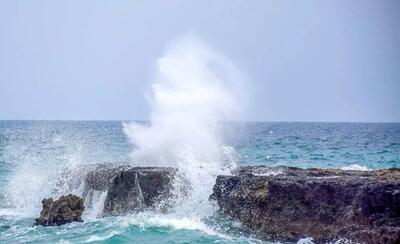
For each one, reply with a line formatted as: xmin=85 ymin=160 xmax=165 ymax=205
xmin=33 ymin=194 xmax=84 ymax=227
xmin=211 ymin=166 xmax=400 ymax=244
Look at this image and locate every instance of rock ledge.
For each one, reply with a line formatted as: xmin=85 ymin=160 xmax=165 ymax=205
xmin=211 ymin=166 xmax=400 ymax=244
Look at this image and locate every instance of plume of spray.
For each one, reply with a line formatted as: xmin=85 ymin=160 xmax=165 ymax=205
xmin=4 ymin=125 xmax=87 ymax=216
xmin=123 ymin=34 xmax=249 ymax=217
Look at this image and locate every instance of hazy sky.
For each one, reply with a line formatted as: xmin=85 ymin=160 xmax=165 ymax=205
xmin=0 ymin=0 xmax=399 ymax=122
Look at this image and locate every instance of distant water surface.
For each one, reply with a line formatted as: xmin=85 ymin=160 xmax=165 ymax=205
xmin=229 ymin=122 xmax=400 ymax=169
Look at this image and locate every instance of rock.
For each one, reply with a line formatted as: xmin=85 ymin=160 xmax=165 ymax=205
xmin=82 ymin=164 xmax=186 ymax=217
xmin=83 ymin=163 xmax=131 ymax=193
xmin=211 ymin=166 xmax=400 ymax=244
xmin=102 ymin=167 xmax=180 ymax=216
xmin=33 ymin=194 xmax=84 ymax=227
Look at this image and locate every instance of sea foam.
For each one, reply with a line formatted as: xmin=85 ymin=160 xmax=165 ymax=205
xmin=341 ymin=164 xmax=370 ymax=171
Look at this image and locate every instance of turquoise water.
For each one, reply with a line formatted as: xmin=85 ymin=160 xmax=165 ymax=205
xmin=0 ymin=121 xmax=399 ymax=243
xmin=230 ymin=122 xmax=400 ymax=169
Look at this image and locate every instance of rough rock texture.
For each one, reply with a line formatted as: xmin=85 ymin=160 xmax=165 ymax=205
xmin=33 ymin=194 xmax=84 ymax=227
xmin=83 ymin=164 xmax=184 ymax=217
xmin=211 ymin=166 xmax=400 ymax=244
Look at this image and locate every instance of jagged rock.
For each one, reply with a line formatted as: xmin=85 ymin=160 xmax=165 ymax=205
xmin=211 ymin=166 xmax=400 ymax=244
xmin=33 ymin=194 xmax=84 ymax=227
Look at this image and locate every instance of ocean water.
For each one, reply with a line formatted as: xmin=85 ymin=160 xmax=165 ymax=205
xmin=0 ymin=120 xmax=399 ymax=243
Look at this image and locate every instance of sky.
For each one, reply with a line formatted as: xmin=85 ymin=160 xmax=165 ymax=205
xmin=0 ymin=0 xmax=399 ymax=122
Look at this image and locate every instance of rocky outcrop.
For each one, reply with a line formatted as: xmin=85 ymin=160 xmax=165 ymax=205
xmin=211 ymin=166 xmax=400 ymax=244
xmin=83 ymin=164 xmax=185 ymax=217
xmin=33 ymin=194 xmax=84 ymax=227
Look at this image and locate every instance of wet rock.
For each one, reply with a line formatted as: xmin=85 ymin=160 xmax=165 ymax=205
xmin=102 ymin=167 xmax=179 ymax=216
xmin=211 ymin=166 xmax=400 ymax=244
xmin=83 ymin=163 xmax=131 ymax=193
xmin=82 ymin=164 xmax=186 ymax=217
xmin=33 ymin=194 xmax=84 ymax=227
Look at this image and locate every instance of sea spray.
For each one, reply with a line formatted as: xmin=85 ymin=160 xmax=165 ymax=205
xmin=123 ymin=35 xmax=249 ymax=218
xmin=4 ymin=124 xmax=83 ymax=215
xmin=3 ymin=122 xmax=113 ymax=217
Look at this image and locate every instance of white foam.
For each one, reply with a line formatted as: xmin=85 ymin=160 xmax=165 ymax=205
xmin=297 ymin=237 xmax=315 ymax=244
xmin=297 ymin=237 xmax=352 ymax=244
xmin=84 ymin=231 xmax=119 ymax=243
xmin=341 ymin=164 xmax=369 ymax=171
xmin=121 ymin=212 xmax=231 ymax=240
xmin=254 ymin=168 xmax=283 ymax=176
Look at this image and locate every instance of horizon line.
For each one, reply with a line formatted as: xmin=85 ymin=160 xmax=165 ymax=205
xmin=0 ymin=119 xmax=399 ymax=123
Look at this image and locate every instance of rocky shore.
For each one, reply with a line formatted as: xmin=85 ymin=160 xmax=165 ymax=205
xmin=35 ymin=164 xmax=400 ymax=243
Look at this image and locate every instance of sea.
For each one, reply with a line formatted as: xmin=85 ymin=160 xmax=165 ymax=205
xmin=0 ymin=121 xmax=399 ymax=243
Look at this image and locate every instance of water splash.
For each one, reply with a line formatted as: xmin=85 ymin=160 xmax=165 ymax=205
xmin=123 ymin=34 xmax=248 ymax=217
xmin=134 ymin=173 xmax=145 ymax=210
xmin=84 ymin=191 xmax=108 ymax=220
xmin=2 ymin=122 xmax=113 ymax=216
xmin=3 ymin=124 xmax=84 ymax=215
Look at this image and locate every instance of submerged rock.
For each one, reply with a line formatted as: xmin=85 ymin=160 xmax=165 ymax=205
xmin=33 ymin=194 xmax=84 ymax=227
xmin=83 ymin=164 xmax=185 ymax=217
xmin=211 ymin=166 xmax=400 ymax=244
